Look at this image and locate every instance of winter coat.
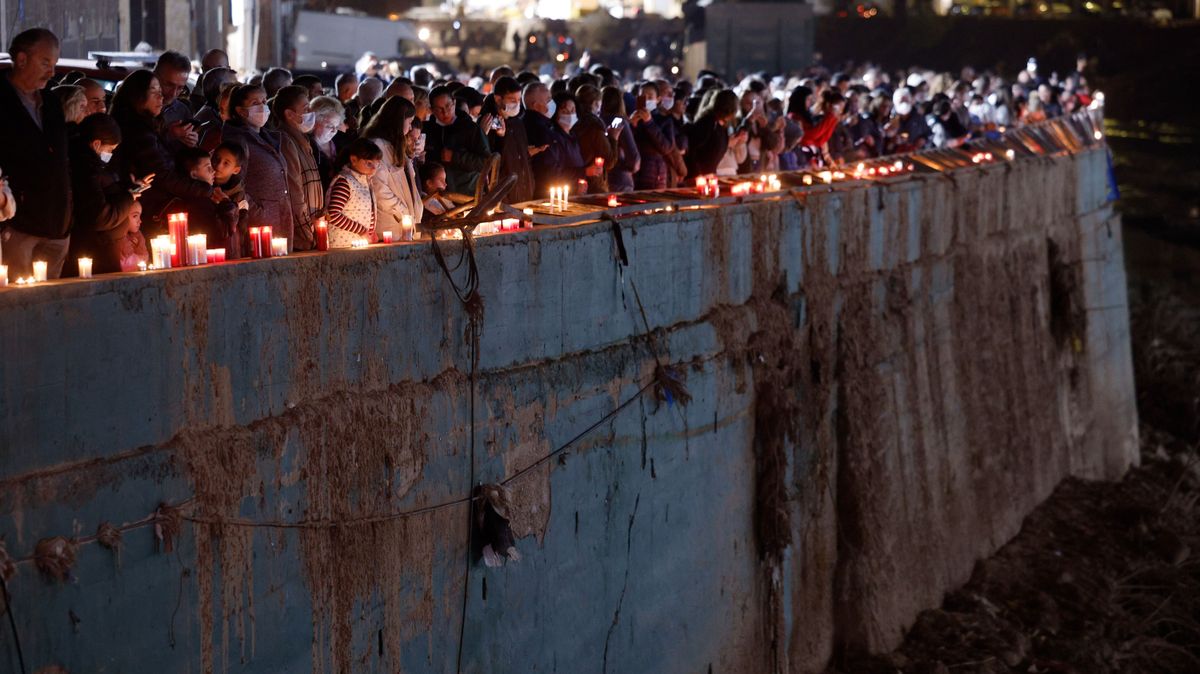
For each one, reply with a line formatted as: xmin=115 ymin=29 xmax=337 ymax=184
xmin=602 ymin=115 xmax=640 ymax=193
xmin=66 ymin=139 xmax=135 ymax=275
xmin=633 ymin=112 xmax=678 ymax=191
xmin=479 ymin=101 xmax=534 ymax=204
xmin=0 ymin=74 xmax=73 ymax=239
xmin=525 ymin=111 xmax=584 ymax=198
xmin=222 ymin=119 xmax=295 ymax=250
xmin=683 ymin=116 xmax=729 ymax=179
xmin=368 ymin=138 xmax=423 ymax=239
xmin=280 ymin=124 xmax=324 ymax=250
xmin=423 ymin=113 xmax=491 ymax=195
xmin=113 ymin=112 xmax=213 ymax=235
xmin=573 ymin=111 xmax=616 ymax=194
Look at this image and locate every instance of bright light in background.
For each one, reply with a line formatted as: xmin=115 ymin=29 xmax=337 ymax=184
xmin=418 ymin=27 xmax=432 ymax=41
xmin=536 ymin=0 xmax=573 ymax=20
xmin=637 ymin=48 xmax=647 ymax=60
xmin=671 ymin=65 xmax=679 ymax=75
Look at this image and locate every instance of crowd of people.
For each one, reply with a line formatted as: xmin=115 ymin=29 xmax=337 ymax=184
xmin=0 ymin=27 xmax=1098 ymax=281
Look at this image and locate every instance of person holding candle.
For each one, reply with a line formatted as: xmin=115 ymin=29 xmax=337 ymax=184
xmin=573 ymin=85 xmax=619 ymax=194
xmin=630 ymin=81 xmax=684 ymax=191
xmin=684 ymin=89 xmax=739 ymax=180
xmin=65 ymin=113 xmax=143 ymax=276
xmin=272 ymin=85 xmax=324 ymax=251
xmin=0 ymin=28 xmax=74 ymax=280
xmin=324 ymin=139 xmax=380 ymax=248
xmin=529 ymin=90 xmax=586 ymax=198
xmin=360 ymin=96 xmax=423 ymax=242
xmin=221 ymin=83 xmax=295 ymax=251
xmin=110 ymin=70 xmax=214 ymax=241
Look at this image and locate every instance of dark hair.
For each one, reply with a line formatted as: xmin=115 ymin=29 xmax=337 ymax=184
xmin=787 ymin=86 xmax=814 ymax=125
xmin=515 ymin=71 xmax=539 ymax=88
xmin=360 ymin=96 xmax=416 ymax=164
xmin=293 ymin=74 xmax=322 ymax=91
xmin=567 ymin=73 xmax=599 ymax=94
xmin=154 ymin=50 xmax=191 ymax=75
xmin=490 ymin=66 xmax=515 ymax=82
xmin=270 ymin=84 xmax=310 ymax=125
xmin=110 ymin=70 xmax=159 ymax=126
xmin=9 ymin=28 xmax=59 ymax=57
xmin=551 ymin=91 xmax=576 ymax=120
xmin=335 ymin=73 xmax=357 ymax=89
xmin=201 ymin=67 xmax=236 ymax=107
xmin=454 ymin=86 xmax=485 ymax=109
xmin=214 ymin=141 xmax=247 ymax=167
xmin=429 ymin=84 xmax=454 ymax=106
xmin=493 ymin=76 xmax=521 ymax=98
xmin=262 ymin=67 xmax=293 ymax=96
xmin=600 ymin=85 xmax=627 ymax=119
xmin=228 ymin=84 xmax=266 ymax=117
xmin=176 ymin=147 xmax=212 ymax=174
xmin=346 ymin=137 xmax=383 ymax=161
xmin=418 ymin=160 xmax=446 ymax=187
xmin=77 ymin=113 xmax=122 ymax=145
xmin=576 ymin=85 xmax=601 ymax=114
xmin=697 ymin=89 xmax=739 ymax=124
xmin=549 ymin=79 xmax=567 ymax=98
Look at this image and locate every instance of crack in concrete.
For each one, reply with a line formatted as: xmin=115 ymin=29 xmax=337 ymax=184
xmin=602 ymin=491 xmax=641 ymax=674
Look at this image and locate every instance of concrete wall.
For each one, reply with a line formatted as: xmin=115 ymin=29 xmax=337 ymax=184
xmin=0 ymin=147 xmax=1136 ymax=673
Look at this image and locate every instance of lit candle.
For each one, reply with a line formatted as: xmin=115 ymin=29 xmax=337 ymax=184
xmin=0 ymin=264 xmax=7 ymax=287
xmin=562 ymin=184 xmax=569 ymax=209
xmin=258 ymin=226 xmax=273 ymax=258
xmin=607 ymin=194 xmax=619 ymax=208
xmin=137 ymin=261 xmax=148 ymax=272
xmin=78 ymin=257 xmax=93 ymax=279
xmin=186 ymin=234 xmax=207 ymax=265
xmin=351 ymin=238 xmax=369 ymax=248
xmin=594 ymin=156 xmax=604 ymax=169
xmin=167 ymin=212 xmax=188 ymax=267
xmin=152 ymin=235 xmax=173 ymax=268
xmin=206 ymin=248 xmax=226 ymax=263
xmin=802 ymin=175 xmax=813 ymax=186
xmin=696 ymin=176 xmax=707 ymax=196
xmin=400 ymin=214 xmax=414 ymax=242
xmin=315 ymin=218 xmax=330 ymax=251
xmin=249 ymin=227 xmax=263 ymax=259
xmin=1005 ymin=149 xmax=1016 ymax=160
xmin=271 ymin=237 xmax=288 ymax=257
xmin=522 ymin=207 xmax=534 ymax=226
xmin=818 ymin=171 xmax=833 ymax=184
xmin=32 ymin=260 xmax=47 ymax=282
xmin=382 ymin=230 xmax=395 ymax=244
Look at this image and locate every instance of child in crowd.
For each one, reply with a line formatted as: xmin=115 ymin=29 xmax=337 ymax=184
xmin=174 ymin=147 xmax=239 ymax=254
xmin=419 ymin=161 xmax=455 ymax=220
xmin=212 ymin=142 xmax=255 ymax=258
xmin=118 ymin=200 xmax=149 ymax=271
xmin=325 ymin=138 xmax=381 ymax=248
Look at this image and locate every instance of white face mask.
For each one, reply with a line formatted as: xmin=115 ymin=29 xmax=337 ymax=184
xmin=98 ymin=150 xmax=113 ymax=164
xmin=894 ymin=101 xmax=913 ymax=116
xmin=504 ymin=102 xmax=520 ymax=118
xmin=644 ymin=99 xmax=658 ymax=113
xmin=245 ymin=104 xmax=270 ymax=128
xmin=315 ymin=127 xmax=337 ymax=145
xmin=559 ymin=114 xmax=577 ymax=131
xmin=661 ymin=96 xmax=674 ymax=111
xmin=593 ymin=104 xmax=601 ymax=117
xmin=297 ymin=111 xmax=316 ymax=134
xmin=546 ymin=100 xmax=557 ymax=119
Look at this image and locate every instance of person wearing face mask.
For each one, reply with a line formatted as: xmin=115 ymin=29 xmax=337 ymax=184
xmin=65 ymin=113 xmax=145 ymax=276
xmin=424 ymin=85 xmax=492 ymax=196
xmin=360 ymin=96 xmax=423 ymax=240
xmin=272 ymin=85 xmax=323 ymax=250
xmin=572 ymin=85 xmax=619 ymax=194
xmin=631 ymin=81 xmax=683 ymax=191
xmin=890 ymin=86 xmax=931 ymax=154
xmin=657 ymin=80 xmax=690 ymax=187
xmin=476 ymin=77 xmax=534 ymax=203
xmin=522 ymin=82 xmax=573 ymax=200
xmin=110 ymin=70 xmax=212 ymax=241
xmin=221 ymin=83 xmax=295 ymax=250
xmin=309 ymin=95 xmax=348 ymax=190
xmin=529 ymin=91 xmax=585 ymax=197
xmin=684 ymin=89 xmax=738 ymax=179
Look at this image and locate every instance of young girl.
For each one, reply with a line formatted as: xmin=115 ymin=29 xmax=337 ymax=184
xmin=325 ymin=138 xmax=381 ymax=248
xmin=118 ymin=200 xmax=149 ymax=271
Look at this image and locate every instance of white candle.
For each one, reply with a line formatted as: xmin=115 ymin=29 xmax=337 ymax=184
xmin=562 ymin=184 xmax=570 ymax=209
xmin=0 ymin=264 xmax=8 ymax=287
xmin=186 ymin=234 xmax=207 ymax=265
xmin=401 ymin=214 xmax=414 ymax=241
xmin=351 ymin=238 xmax=369 ymax=248
xmin=271 ymin=237 xmax=288 ymax=257
xmin=78 ymin=258 xmax=93 ymax=279
xmin=152 ymin=236 xmax=173 ymax=269
xmin=32 ymin=260 xmax=47 ymax=282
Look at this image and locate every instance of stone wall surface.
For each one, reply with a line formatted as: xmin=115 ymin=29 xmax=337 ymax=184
xmin=0 ymin=147 xmax=1137 ymax=673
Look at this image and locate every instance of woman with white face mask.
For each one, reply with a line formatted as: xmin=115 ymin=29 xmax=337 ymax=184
xmin=222 ymin=83 xmax=295 ymax=250
xmin=65 ymin=112 xmax=145 ymax=276
xmin=572 ymin=84 xmax=620 ymax=194
xmin=272 ymin=85 xmax=324 ymax=251
xmin=530 ymin=92 xmax=585 ymax=198
xmin=309 ymin=95 xmax=347 ymax=189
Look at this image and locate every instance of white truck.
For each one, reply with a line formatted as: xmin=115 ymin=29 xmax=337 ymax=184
xmin=292 ymin=10 xmax=433 ymax=71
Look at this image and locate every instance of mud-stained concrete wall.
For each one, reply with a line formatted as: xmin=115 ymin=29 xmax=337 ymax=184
xmin=0 ymin=147 xmax=1136 ymax=673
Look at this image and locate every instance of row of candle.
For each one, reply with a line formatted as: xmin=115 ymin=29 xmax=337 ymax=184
xmin=548 ymin=185 xmax=571 ymax=211
xmin=0 ymin=261 xmax=45 ymax=286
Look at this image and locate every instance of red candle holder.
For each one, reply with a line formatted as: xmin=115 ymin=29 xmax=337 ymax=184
xmin=315 ymin=218 xmax=329 ymax=251
xmin=259 ymin=226 xmax=273 ymax=257
xmin=167 ymin=212 xmax=188 ymax=267
xmin=249 ymin=227 xmax=263 ymax=258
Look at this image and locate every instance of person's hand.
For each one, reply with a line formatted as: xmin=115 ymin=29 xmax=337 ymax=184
xmin=630 ymin=109 xmax=651 ymax=125
xmin=529 ymin=144 xmax=549 ymax=157
xmin=606 ymin=123 xmax=623 ymax=139
xmin=479 ymin=113 xmax=494 ymax=134
xmin=441 ymin=148 xmax=453 ymax=163
xmin=211 ymin=187 xmax=227 ymax=203
xmin=168 ymin=121 xmax=199 ymax=147
xmin=730 ymin=129 xmax=749 ymax=147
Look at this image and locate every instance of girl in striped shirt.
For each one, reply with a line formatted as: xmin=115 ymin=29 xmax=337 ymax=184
xmin=325 ymin=138 xmax=382 ymax=248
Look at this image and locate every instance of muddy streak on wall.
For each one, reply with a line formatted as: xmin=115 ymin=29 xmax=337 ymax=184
xmin=0 ymin=148 xmax=1135 ymax=673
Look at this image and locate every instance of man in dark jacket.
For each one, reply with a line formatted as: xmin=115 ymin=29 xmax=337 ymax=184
xmin=480 ymin=77 xmax=535 ymax=203
xmin=154 ymin=51 xmax=199 ymax=151
xmin=572 ymin=85 xmax=617 ymax=194
xmin=0 ymin=28 xmax=73 ymax=279
xmin=424 ymin=85 xmax=492 ymax=195
xmin=631 ymin=81 xmax=678 ymax=191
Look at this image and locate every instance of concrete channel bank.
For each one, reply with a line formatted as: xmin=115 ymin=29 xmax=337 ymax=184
xmin=0 ymin=146 xmax=1137 ymax=673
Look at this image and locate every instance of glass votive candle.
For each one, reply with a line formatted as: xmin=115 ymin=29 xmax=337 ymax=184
xmin=0 ymin=264 xmax=8 ymax=287
xmin=78 ymin=257 xmax=94 ymax=278
xmin=271 ymin=237 xmax=288 ymax=257
xmin=382 ymin=230 xmax=395 ymax=244
xmin=401 ymin=214 xmax=414 ymax=241
xmin=32 ymin=260 xmax=48 ymax=282
xmin=206 ymin=249 xmax=226 ymax=263
xmin=249 ymin=227 xmax=263 ymax=258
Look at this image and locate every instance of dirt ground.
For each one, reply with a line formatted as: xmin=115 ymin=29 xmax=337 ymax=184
xmin=826 ymin=131 xmax=1200 ymax=674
